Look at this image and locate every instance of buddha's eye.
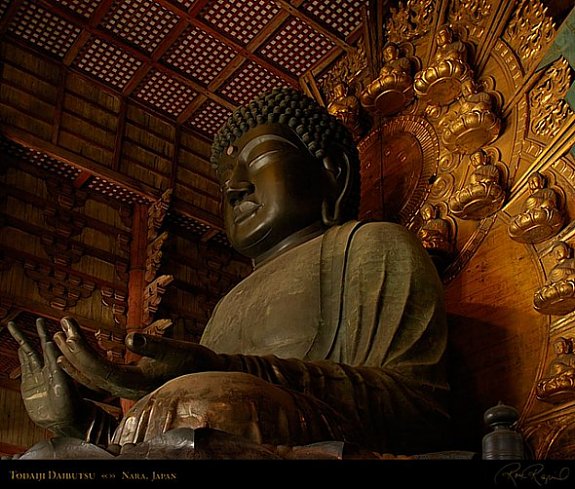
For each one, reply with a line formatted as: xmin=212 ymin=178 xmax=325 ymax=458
xmin=248 ymin=149 xmax=282 ymax=170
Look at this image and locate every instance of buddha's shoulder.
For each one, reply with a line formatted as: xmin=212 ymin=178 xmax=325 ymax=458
xmin=344 ymin=220 xmax=422 ymax=248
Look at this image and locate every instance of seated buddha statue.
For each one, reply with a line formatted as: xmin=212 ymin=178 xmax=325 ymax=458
xmin=417 ymin=203 xmax=452 ymax=255
xmin=439 ymin=79 xmax=501 ymax=154
xmin=534 ymin=241 xmax=575 ymax=316
xmin=360 ymin=42 xmax=414 ymax=116
xmin=448 ymin=150 xmax=506 ymax=220
xmin=414 ymin=24 xmax=473 ymax=106
xmin=326 ymin=81 xmax=362 ymax=141
xmin=536 ymin=337 xmax=575 ymax=403
xmin=508 ymin=171 xmax=564 ymax=244
xmin=8 ymin=87 xmax=450 ymax=460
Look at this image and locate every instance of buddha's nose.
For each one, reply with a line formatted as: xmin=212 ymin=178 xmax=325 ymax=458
xmin=225 ymin=180 xmax=254 ymax=207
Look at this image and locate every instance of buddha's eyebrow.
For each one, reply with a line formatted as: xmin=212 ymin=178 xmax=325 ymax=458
xmin=239 ymin=134 xmax=298 ymax=161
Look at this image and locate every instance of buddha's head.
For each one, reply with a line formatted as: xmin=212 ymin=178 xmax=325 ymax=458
xmin=528 ymin=172 xmax=546 ymax=192
xmin=333 ymin=82 xmax=348 ymax=99
xmin=552 ymin=241 xmax=572 ymax=263
xmin=383 ymin=42 xmax=399 ymax=63
xmin=211 ymin=87 xmax=360 ymax=260
xmin=436 ymin=25 xmax=453 ymax=46
xmin=470 ymin=149 xmax=488 ymax=168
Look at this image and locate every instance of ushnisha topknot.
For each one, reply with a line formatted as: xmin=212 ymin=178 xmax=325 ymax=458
xmin=210 ymin=86 xmax=361 ymax=220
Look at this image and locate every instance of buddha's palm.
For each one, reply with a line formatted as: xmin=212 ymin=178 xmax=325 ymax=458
xmin=51 ymin=316 xmax=225 ymax=400
xmin=7 ymin=318 xmax=86 ymax=436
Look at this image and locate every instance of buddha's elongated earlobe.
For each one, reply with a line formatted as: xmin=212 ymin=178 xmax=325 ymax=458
xmin=321 ymin=152 xmax=351 ymax=226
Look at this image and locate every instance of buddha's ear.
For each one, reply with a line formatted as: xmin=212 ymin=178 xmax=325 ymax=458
xmin=321 ymin=150 xmax=351 ymax=226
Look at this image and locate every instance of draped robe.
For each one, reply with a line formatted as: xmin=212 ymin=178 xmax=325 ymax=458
xmin=112 ymin=221 xmax=450 ymax=455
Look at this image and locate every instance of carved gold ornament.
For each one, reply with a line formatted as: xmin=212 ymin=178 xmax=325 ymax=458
xmin=360 ymin=42 xmax=415 ymax=116
xmin=534 ymin=242 xmax=575 ymax=316
xmin=418 ymin=203 xmax=453 ymax=253
xmin=413 ymin=24 xmax=473 ymax=106
xmin=448 ymin=150 xmax=505 ymax=220
xmin=508 ymin=172 xmax=564 ymax=244
xmin=536 ymin=337 xmax=575 ymax=404
xmin=438 ymin=79 xmax=501 ymax=154
xmin=327 ymin=81 xmax=363 ymax=140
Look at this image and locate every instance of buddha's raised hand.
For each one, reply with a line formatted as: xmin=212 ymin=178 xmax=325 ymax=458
xmin=53 ymin=316 xmax=226 ymax=400
xmin=7 ymin=318 xmax=90 ymax=437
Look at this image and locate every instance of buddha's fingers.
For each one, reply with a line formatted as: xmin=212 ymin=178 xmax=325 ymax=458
xmin=8 ymin=321 xmax=42 ymax=371
xmin=125 ymin=332 xmax=188 ymax=359
xmin=56 ymin=356 xmax=107 ymax=394
xmin=35 ymin=318 xmax=60 ymax=373
xmin=54 ymin=320 xmax=151 ymax=399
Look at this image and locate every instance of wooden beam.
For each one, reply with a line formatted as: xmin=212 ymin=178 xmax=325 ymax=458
xmin=188 ymin=17 xmax=299 ymax=88
xmin=188 ymin=0 xmax=212 ymax=17
xmin=201 ymin=228 xmax=220 ymax=243
xmin=151 ymin=0 xmax=299 ymax=87
xmin=170 ymin=124 xmax=182 ymax=188
xmin=3 ymin=214 xmax=129 ymax=269
xmin=52 ymin=0 xmax=116 ymax=66
xmin=52 ymin=67 xmax=67 ymax=144
xmin=73 ymin=170 xmax=93 ymax=189
xmin=171 ymin=196 xmax=223 ymax=231
xmin=0 ymin=294 xmax=125 ymax=334
xmin=1 ymin=125 xmax=158 ymax=200
xmin=0 ymin=245 xmax=129 ymax=294
xmin=2 ymin=176 xmax=131 ymax=239
xmin=112 ymin=97 xmax=127 ymax=171
xmin=30 ymin=1 xmax=236 ymax=110
xmin=177 ymin=94 xmax=211 ymax=125
xmin=126 ymin=203 xmax=147 ymax=336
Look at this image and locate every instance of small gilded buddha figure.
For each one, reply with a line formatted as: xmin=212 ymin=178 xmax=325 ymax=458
xmin=536 ymin=337 xmax=575 ymax=403
xmin=508 ymin=172 xmax=564 ymax=244
xmin=414 ymin=24 xmax=473 ymax=106
xmin=448 ymin=150 xmax=506 ymax=220
xmin=417 ymin=203 xmax=454 ymax=272
xmin=439 ymin=79 xmax=501 ymax=154
xmin=534 ymin=241 xmax=575 ymax=316
xmin=360 ymin=42 xmax=414 ymax=116
xmin=327 ymin=81 xmax=362 ymax=141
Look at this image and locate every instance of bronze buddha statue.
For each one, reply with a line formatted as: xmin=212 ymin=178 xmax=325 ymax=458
xmin=9 ymin=87 xmax=450 ymax=459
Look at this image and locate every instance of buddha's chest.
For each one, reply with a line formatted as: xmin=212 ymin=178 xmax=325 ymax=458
xmin=201 ymin=239 xmax=322 ymax=359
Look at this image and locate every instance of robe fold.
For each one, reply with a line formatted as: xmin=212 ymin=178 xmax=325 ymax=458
xmin=112 ymin=221 xmax=450 ymax=454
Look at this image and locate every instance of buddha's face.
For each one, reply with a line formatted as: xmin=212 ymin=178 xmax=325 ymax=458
xmin=218 ymin=123 xmax=325 ymax=259
xmin=383 ymin=45 xmax=398 ymax=62
xmin=334 ymin=83 xmax=347 ymax=98
xmin=529 ymin=174 xmax=544 ymax=191
xmin=437 ymin=27 xmax=452 ymax=46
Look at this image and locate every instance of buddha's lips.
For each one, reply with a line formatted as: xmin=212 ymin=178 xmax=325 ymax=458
xmin=233 ymin=200 xmax=261 ymax=223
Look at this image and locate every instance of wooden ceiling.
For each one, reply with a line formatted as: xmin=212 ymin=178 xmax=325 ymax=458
xmin=1 ymin=0 xmax=573 ymax=233
xmin=0 ymin=0 xmax=364 ymax=140
xmin=0 ymin=0 xmax=367 ymax=242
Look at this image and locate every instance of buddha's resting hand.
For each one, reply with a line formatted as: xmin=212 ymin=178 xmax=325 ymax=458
xmin=53 ymin=316 xmax=226 ymax=401
xmin=7 ymin=318 xmax=90 ymax=438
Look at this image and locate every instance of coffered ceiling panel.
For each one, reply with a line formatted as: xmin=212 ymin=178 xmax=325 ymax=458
xmin=1 ymin=0 xmax=365 ymax=140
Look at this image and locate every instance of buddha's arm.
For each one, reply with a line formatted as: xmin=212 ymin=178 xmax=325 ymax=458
xmin=8 ymin=319 xmax=119 ymax=445
xmin=218 ymin=352 xmax=449 ymax=452
xmin=221 ymin=353 xmax=438 ymax=409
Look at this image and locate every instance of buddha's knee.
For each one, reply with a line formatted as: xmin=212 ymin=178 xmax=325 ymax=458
xmin=112 ymin=371 xmax=325 ymax=446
